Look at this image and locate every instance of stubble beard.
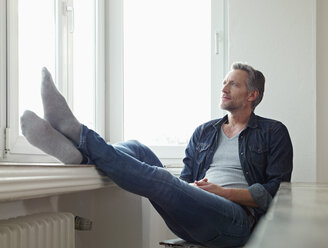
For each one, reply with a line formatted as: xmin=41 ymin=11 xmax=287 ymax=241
xmin=220 ymin=102 xmax=236 ymax=112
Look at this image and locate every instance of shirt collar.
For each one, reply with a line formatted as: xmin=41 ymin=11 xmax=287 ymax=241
xmin=212 ymin=112 xmax=258 ymax=129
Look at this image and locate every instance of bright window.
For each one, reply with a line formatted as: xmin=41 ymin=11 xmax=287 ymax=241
xmin=18 ymin=0 xmax=56 ymax=121
xmin=4 ymin=0 xmax=103 ymax=161
xmin=106 ymin=0 xmax=226 ymax=161
xmin=123 ymin=0 xmax=212 ymax=146
xmin=72 ymin=1 xmax=96 ymax=129
xmin=18 ymin=0 xmax=96 ymax=129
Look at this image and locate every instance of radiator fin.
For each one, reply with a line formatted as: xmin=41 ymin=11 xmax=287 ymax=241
xmin=0 ymin=212 xmax=75 ymax=248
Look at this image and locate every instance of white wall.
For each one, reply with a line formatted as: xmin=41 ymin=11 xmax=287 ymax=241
xmin=0 ymin=187 xmax=143 ymax=248
xmin=227 ymin=0 xmax=316 ymax=182
xmin=316 ymin=0 xmax=328 ymax=183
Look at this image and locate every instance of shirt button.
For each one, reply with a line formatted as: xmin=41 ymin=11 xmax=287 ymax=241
xmin=240 ymin=152 xmax=244 ymax=156
xmin=246 ymin=171 xmax=249 ymax=175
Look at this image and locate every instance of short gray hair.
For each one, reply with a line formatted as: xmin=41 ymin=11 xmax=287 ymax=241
xmin=231 ymin=62 xmax=265 ymax=109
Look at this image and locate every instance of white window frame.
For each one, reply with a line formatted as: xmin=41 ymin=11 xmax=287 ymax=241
xmin=1 ymin=0 xmax=105 ymax=162
xmin=0 ymin=0 xmax=6 ymax=160
xmin=107 ymin=0 xmax=228 ymax=165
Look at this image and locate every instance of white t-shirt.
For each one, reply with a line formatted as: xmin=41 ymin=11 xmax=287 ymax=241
xmin=205 ymin=126 xmax=249 ymax=189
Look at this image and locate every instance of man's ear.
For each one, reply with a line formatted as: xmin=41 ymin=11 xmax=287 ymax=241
xmin=248 ymin=90 xmax=259 ymax=102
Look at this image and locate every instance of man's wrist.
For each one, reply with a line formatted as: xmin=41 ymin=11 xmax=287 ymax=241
xmin=218 ymin=187 xmax=232 ymax=200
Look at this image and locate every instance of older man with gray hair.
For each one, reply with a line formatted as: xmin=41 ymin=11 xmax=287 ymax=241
xmin=21 ymin=62 xmax=293 ymax=248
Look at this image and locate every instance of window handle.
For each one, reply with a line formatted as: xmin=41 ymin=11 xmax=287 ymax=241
xmin=215 ymin=32 xmax=220 ymax=54
xmin=66 ymin=5 xmax=74 ymax=33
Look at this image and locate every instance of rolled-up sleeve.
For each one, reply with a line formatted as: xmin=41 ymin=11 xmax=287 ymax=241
xmin=248 ymin=183 xmax=273 ymax=211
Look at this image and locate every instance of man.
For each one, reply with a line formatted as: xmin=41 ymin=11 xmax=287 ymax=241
xmin=21 ymin=62 xmax=293 ymax=248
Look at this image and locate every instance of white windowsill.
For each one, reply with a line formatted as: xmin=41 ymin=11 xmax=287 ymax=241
xmin=0 ymin=163 xmax=114 ymax=202
xmin=0 ymin=163 xmax=183 ymax=203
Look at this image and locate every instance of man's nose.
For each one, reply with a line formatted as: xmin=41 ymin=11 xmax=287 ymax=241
xmin=221 ymin=84 xmax=229 ymax=93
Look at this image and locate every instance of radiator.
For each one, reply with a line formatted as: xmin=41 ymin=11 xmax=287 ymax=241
xmin=0 ymin=212 xmax=75 ymax=248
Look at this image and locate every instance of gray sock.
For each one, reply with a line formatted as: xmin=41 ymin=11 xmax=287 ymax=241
xmin=41 ymin=67 xmax=81 ymax=145
xmin=21 ymin=110 xmax=83 ymax=164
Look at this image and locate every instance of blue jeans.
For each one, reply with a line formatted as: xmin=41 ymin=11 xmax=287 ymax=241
xmin=78 ymin=125 xmax=251 ymax=248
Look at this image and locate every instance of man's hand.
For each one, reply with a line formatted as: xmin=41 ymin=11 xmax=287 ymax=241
xmin=194 ymin=178 xmax=227 ymax=197
xmin=193 ymin=178 xmax=258 ymax=207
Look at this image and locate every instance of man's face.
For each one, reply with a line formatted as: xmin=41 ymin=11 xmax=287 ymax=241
xmin=220 ymin=69 xmax=251 ymax=112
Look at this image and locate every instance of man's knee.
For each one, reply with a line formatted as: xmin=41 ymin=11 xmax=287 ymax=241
xmin=124 ymin=140 xmax=144 ymax=151
xmin=119 ymin=140 xmax=150 ymax=158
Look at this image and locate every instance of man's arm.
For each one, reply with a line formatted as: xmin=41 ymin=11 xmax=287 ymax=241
xmin=247 ymin=122 xmax=293 ymax=212
xmin=179 ymin=125 xmax=203 ymax=183
xmin=194 ymin=178 xmax=258 ymax=207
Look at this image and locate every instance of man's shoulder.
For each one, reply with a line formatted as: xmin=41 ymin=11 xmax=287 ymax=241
xmin=255 ymin=114 xmax=281 ymax=124
xmin=202 ymin=118 xmax=222 ymax=126
xmin=252 ymin=114 xmax=293 ymax=151
xmin=253 ymin=114 xmax=289 ymax=132
xmin=197 ymin=118 xmax=223 ymax=130
xmin=192 ymin=118 xmax=223 ymax=137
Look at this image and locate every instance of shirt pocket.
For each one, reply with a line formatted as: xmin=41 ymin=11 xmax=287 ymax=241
xmin=249 ymin=144 xmax=268 ymax=168
xmin=195 ymin=143 xmax=211 ymax=164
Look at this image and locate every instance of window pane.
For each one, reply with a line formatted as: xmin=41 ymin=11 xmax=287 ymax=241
xmin=18 ymin=0 xmax=55 ymax=119
xmin=124 ymin=0 xmax=211 ymax=145
xmin=72 ymin=1 xmax=96 ymax=130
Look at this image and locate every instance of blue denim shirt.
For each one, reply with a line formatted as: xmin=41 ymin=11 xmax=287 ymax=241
xmin=180 ymin=112 xmax=293 ymax=222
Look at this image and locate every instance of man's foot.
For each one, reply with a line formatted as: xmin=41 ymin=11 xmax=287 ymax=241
xmin=41 ymin=67 xmax=81 ymax=145
xmin=21 ymin=110 xmax=83 ymax=164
